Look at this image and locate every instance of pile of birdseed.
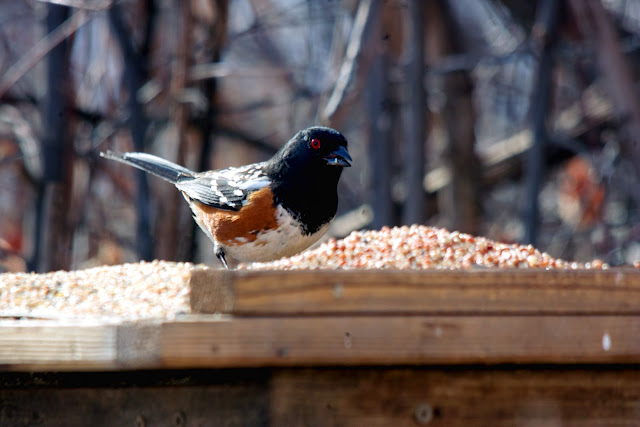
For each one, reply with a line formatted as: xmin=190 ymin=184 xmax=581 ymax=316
xmin=242 ymin=225 xmax=609 ymax=270
xmin=0 ymin=260 xmax=193 ymax=319
xmin=1 ymin=226 xmax=617 ymax=319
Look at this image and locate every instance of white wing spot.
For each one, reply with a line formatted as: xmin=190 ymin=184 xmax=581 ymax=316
xmin=233 ymin=189 xmax=244 ymax=196
xmin=240 ymin=178 xmax=270 ymax=191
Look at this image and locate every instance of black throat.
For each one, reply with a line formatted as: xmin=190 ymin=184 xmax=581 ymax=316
xmin=265 ymin=160 xmax=343 ymax=235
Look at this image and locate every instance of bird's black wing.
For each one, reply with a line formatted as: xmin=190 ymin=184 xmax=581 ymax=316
xmin=176 ymin=163 xmax=270 ymax=211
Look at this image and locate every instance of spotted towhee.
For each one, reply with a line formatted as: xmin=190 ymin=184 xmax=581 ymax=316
xmin=101 ymin=126 xmax=351 ymax=269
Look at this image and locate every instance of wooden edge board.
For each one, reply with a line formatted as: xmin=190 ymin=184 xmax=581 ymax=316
xmin=1 ymin=315 xmax=639 ymax=371
xmin=0 ymin=320 xmax=121 ymax=371
xmin=269 ymin=369 xmax=640 ymax=426
xmin=190 ymin=268 xmax=640 ymax=315
xmin=2 ymin=369 xmax=639 ymax=425
xmin=159 ymin=315 xmax=640 ymax=367
xmin=0 ymin=319 xmax=164 ymax=371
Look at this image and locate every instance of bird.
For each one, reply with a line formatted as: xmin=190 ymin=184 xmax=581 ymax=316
xmin=100 ymin=126 xmax=351 ymax=269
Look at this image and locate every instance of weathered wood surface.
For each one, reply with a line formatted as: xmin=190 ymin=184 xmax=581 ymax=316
xmin=190 ymin=268 xmax=640 ymax=314
xmin=0 ymin=320 xmax=120 ymax=371
xmin=270 ymin=368 xmax=640 ymax=426
xmin=1 ymin=368 xmax=639 ymax=426
xmin=160 ymin=315 xmax=640 ymax=367
xmin=1 ymin=268 xmax=639 ymax=371
xmin=2 ymin=269 xmax=640 ymax=424
xmin=0 ymin=369 xmax=269 ymax=427
xmin=1 ymin=314 xmax=639 ymax=371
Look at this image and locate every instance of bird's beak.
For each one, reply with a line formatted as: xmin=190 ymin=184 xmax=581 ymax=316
xmin=324 ymin=145 xmax=352 ymax=167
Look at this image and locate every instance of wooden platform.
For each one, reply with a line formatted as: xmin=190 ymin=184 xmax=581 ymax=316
xmin=1 ymin=268 xmax=639 ymax=425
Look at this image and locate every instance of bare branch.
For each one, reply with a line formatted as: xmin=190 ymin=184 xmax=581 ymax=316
xmin=189 ymin=63 xmax=292 ymax=81
xmin=320 ymin=0 xmax=380 ymax=124
xmin=0 ymin=9 xmax=95 ymax=99
xmin=568 ymin=0 xmax=640 ymax=182
xmin=35 ymin=0 xmax=112 ymax=11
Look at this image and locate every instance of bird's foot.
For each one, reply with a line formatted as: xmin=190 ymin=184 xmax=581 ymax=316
xmin=215 ymin=247 xmax=229 ymax=270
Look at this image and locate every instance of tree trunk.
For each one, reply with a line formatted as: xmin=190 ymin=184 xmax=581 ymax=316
xmin=524 ymin=0 xmax=561 ymax=245
xmin=34 ymin=5 xmax=73 ymax=272
xmin=402 ymin=0 xmax=426 ymax=225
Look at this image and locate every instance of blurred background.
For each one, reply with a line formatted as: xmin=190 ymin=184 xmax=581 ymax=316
xmin=1 ymin=0 xmax=640 ymax=272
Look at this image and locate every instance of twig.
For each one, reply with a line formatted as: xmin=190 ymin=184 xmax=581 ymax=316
xmin=320 ymin=0 xmax=380 ymax=124
xmin=216 ymin=127 xmax=279 ymax=155
xmin=427 ymin=43 xmax=530 ymax=75
xmin=35 ymin=0 xmax=112 ymax=11
xmin=0 ymin=9 xmax=97 ymax=99
xmin=0 ymin=152 xmax=24 ymax=166
xmin=189 ymin=63 xmax=292 ymax=80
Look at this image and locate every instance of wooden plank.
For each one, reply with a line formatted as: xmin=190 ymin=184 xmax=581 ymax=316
xmin=0 ymin=320 xmax=120 ymax=371
xmin=0 ymin=319 xmax=164 ymax=371
xmin=190 ymin=268 xmax=640 ymax=315
xmin=0 ymin=370 xmax=269 ymax=426
xmin=159 ymin=315 xmax=640 ymax=368
xmin=2 ymin=367 xmax=637 ymax=425
xmin=2 ymin=314 xmax=638 ymax=371
xmin=1 ymin=368 xmax=637 ymax=426
xmin=270 ymin=368 xmax=640 ymax=427
xmin=189 ymin=268 xmax=234 ymax=313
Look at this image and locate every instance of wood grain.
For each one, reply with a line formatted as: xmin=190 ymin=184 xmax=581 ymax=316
xmin=0 ymin=320 xmax=119 ymax=371
xmin=2 ymin=368 xmax=638 ymax=426
xmin=270 ymin=368 xmax=640 ymax=427
xmin=159 ymin=315 xmax=640 ymax=368
xmin=190 ymin=268 xmax=640 ymax=315
xmin=189 ymin=267 xmax=233 ymax=313
xmin=6 ymin=267 xmax=640 ymax=371
xmin=2 ymin=314 xmax=639 ymax=371
xmin=0 ymin=372 xmax=269 ymax=427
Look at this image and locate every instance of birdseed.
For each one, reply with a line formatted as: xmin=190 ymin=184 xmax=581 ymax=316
xmin=0 ymin=226 xmax=619 ymax=319
xmin=242 ymin=225 xmax=609 ymax=270
xmin=0 ymin=260 xmax=193 ymax=319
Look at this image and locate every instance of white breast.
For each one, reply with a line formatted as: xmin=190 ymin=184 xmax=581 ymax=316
xmin=224 ymin=205 xmax=331 ymax=263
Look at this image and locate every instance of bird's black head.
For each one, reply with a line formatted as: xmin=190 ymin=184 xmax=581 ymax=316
xmin=274 ymin=126 xmax=351 ymax=170
xmin=265 ymin=126 xmax=351 ymax=234
xmin=266 ymin=126 xmax=351 ymax=187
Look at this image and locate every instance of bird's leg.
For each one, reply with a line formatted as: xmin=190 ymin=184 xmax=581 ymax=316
xmin=215 ymin=246 xmax=229 ymax=270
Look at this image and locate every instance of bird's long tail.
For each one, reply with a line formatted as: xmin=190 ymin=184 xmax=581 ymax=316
xmin=100 ymin=151 xmax=194 ymax=184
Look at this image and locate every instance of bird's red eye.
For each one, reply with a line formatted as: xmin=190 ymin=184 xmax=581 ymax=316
xmin=310 ymin=139 xmax=321 ymax=149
